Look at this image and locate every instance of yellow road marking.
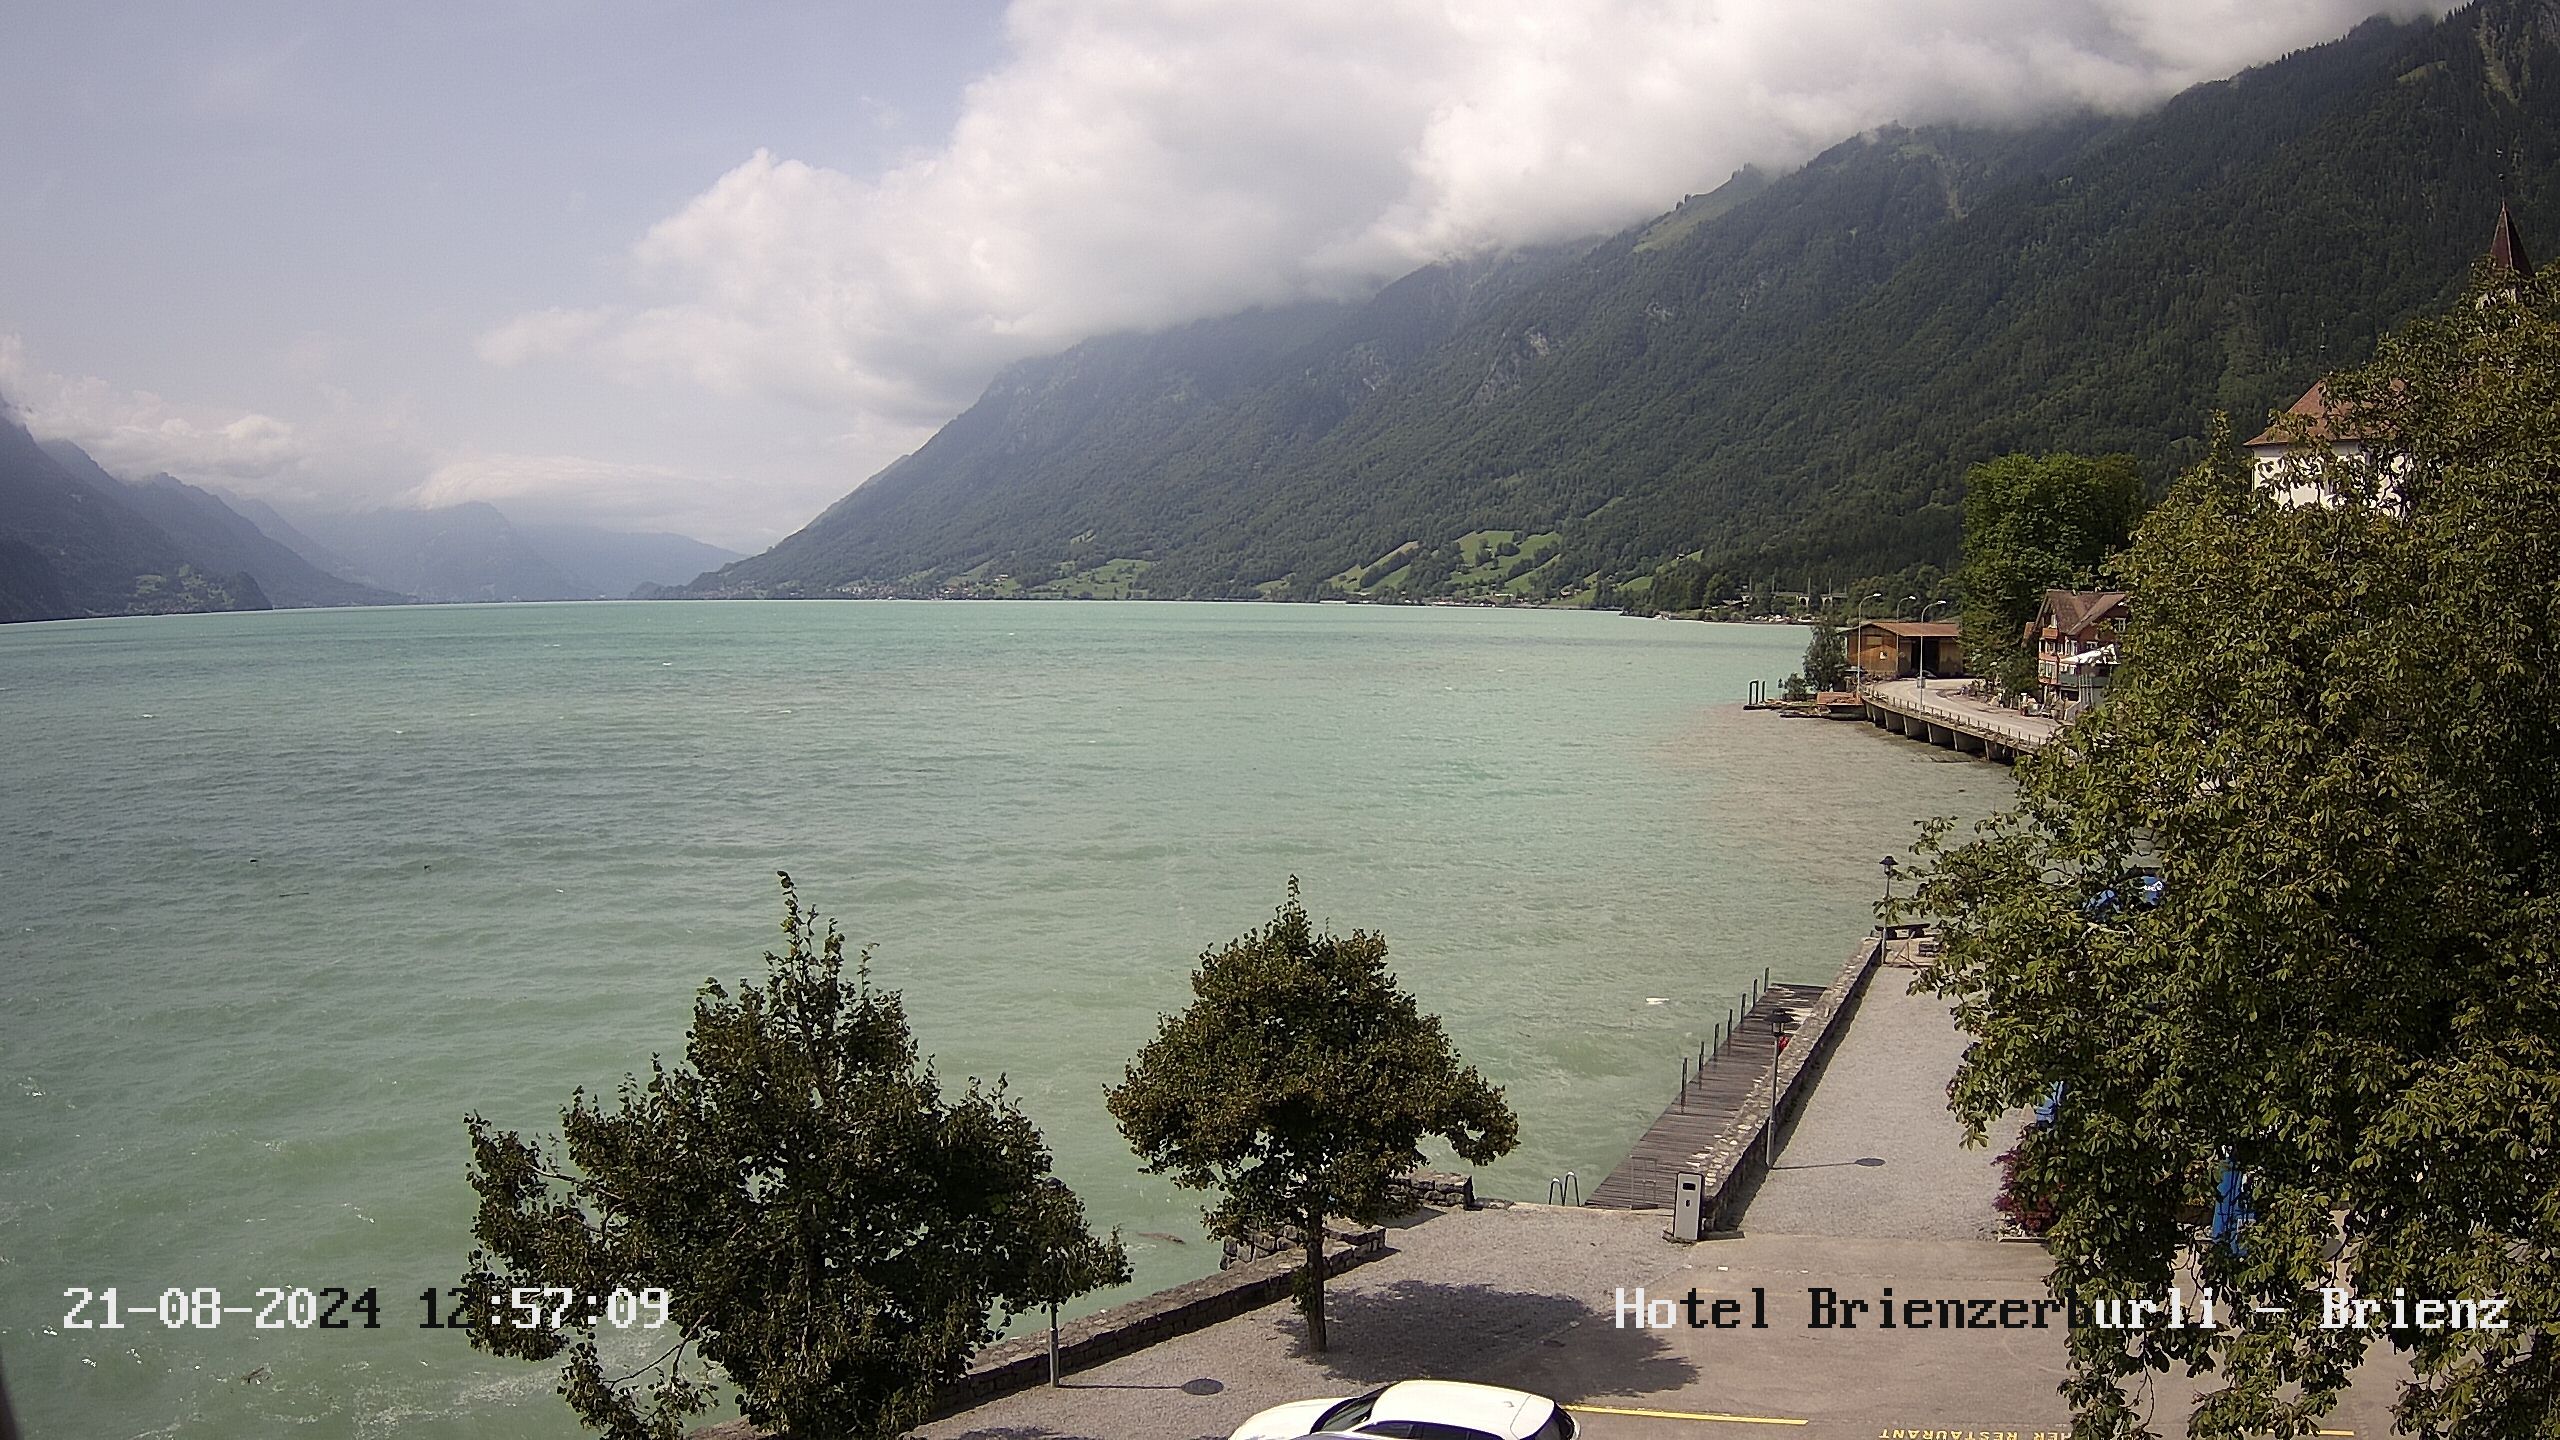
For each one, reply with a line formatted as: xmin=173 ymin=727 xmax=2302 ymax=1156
xmin=1570 ymin=1403 xmax=1809 ymax=1426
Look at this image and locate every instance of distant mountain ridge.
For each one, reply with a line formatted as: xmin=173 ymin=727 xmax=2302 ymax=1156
xmin=694 ymin=0 xmax=2560 ymax=601
xmin=0 ymin=414 xmax=267 ymax=622
xmin=1 ymin=414 xmax=740 ymax=621
xmin=39 ymin=443 xmax=406 ymax=609
xmin=266 ymin=505 xmax=739 ymax=602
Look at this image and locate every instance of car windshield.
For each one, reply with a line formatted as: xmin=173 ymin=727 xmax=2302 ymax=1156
xmin=1315 ymin=1389 xmax=1386 ymax=1432
xmin=1527 ymin=1407 xmax=1576 ymax=1440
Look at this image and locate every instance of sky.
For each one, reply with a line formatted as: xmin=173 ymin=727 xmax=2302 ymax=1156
xmin=0 ymin=0 xmax=2454 ymax=551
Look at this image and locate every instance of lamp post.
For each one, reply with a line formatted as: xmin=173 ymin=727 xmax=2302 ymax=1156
xmin=1916 ymin=599 xmax=1951 ymax=691
xmin=1766 ymin=1020 xmax=1793 ymax=1169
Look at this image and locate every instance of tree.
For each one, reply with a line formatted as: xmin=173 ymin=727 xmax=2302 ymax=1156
xmin=1016 ymin=1175 xmax=1133 ymax=1385
xmin=1953 ymin=452 xmax=2147 ymax=696
xmin=461 ymin=874 xmax=1125 ymax=1440
xmin=1800 ymin=618 xmax=1848 ymax=691
xmin=1106 ymin=880 xmax=1519 ymax=1352
xmin=1907 ymin=266 xmax=2560 ymax=1439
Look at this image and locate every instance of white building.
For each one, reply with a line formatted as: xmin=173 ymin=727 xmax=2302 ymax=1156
xmin=2246 ymin=204 xmax=2532 ymax=509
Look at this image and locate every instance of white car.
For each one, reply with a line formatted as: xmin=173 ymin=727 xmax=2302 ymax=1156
xmin=1228 ymin=1379 xmax=1576 ymax=1440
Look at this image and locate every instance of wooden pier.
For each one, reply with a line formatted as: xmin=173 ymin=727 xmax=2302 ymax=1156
xmin=1586 ymin=980 xmax=1830 ymax=1211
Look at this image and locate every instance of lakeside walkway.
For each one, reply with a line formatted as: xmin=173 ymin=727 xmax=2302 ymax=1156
xmin=915 ymin=1207 xmax=2081 ymax=1440
xmin=1862 ymin=678 xmax=2059 ymax=761
xmin=895 ymin=940 xmax=2411 ymax=1440
xmin=1742 ymin=959 xmax=2023 ymax=1239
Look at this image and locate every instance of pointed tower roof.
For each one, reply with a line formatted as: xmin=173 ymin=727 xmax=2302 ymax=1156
xmin=2489 ymin=202 xmax=2533 ymax=278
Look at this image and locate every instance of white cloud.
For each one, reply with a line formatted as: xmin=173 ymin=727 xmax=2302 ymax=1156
xmin=475 ymin=307 xmax=615 ymax=368
xmin=410 ymin=450 xmax=754 ymax=544
xmin=2 ymin=335 xmax=784 ymax=546
xmin=485 ymin=0 xmax=2454 ymax=433
xmin=1 ymin=333 xmax=337 ymax=488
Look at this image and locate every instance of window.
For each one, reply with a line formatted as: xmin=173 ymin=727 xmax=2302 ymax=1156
xmin=1317 ymin=1389 xmax=1387 ymax=1433
xmin=1382 ymin=1424 xmax=1502 ymax=1440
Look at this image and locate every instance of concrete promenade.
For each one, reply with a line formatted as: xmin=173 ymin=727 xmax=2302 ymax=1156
xmin=1863 ymin=679 xmax=2058 ymax=761
xmin=917 ymin=1207 xmax=2082 ymax=1440
xmin=1741 ymin=966 xmax=2025 ymax=1240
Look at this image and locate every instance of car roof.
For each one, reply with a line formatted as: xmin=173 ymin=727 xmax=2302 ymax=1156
xmin=1372 ymin=1380 xmax=1549 ymax=1434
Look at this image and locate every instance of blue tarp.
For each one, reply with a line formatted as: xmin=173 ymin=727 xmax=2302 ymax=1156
xmin=2086 ymin=875 xmax=2166 ymax=914
xmin=2209 ymin=1160 xmax=2254 ymax=1254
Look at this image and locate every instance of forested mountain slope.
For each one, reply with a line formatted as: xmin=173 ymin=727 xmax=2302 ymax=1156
xmin=0 ymin=412 xmax=269 ymax=623
xmin=699 ymin=0 xmax=2560 ymax=600
xmin=37 ymin=443 xmax=408 ymax=609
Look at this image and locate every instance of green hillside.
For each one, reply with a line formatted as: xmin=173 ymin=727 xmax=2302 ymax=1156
xmin=697 ymin=0 xmax=2560 ymax=602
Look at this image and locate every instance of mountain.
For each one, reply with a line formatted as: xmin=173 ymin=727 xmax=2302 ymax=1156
xmin=267 ymin=505 xmax=739 ymax=602
xmin=37 ymin=442 xmax=407 ymax=609
xmin=697 ymin=0 xmax=2560 ymax=601
xmin=0 ymin=410 xmax=268 ymax=623
xmin=285 ymin=503 xmax=594 ymax=603
xmin=216 ymin=490 xmax=370 ymax=582
xmin=512 ymin=522 xmax=741 ymax=599
xmin=3 ymin=420 xmax=735 ymax=617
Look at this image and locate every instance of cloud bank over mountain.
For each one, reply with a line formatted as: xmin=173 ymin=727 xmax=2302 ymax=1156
xmin=487 ymin=0 xmax=2453 ymax=436
xmin=7 ymin=1 xmax=2453 ymax=546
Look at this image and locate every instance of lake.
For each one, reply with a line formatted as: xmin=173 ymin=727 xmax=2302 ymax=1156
xmin=0 ymin=600 xmax=1999 ymax=1438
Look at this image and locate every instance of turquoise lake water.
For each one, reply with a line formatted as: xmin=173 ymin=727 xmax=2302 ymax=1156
xmin=0 ymin=600 xmax=1999 ymax=1438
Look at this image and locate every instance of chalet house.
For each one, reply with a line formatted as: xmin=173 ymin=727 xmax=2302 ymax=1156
xmin=2030 ymin=589 xmax=2129 ymax=718
xmin=1846 ymin=620 xmax=1963 ymax=684
xmin=2248 ymin=205 xmax=2531 ymax=507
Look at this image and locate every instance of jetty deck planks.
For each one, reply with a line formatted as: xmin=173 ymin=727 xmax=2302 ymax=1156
xmin=1587 ymin=982 xmax=1829 ymax=1211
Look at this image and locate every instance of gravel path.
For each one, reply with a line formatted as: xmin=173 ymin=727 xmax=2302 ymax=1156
xmin=1740 ymin=968 xmax=2023 ymax=1239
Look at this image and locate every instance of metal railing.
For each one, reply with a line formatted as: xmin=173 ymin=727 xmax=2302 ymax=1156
xmin=1866 ymin=682 xmax=2057 ymax=748
xmin=1679 ymin=966 xmax=1775 ymax=1109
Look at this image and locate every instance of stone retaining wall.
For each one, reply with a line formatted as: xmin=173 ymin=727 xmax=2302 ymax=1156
xmin=1221 ymin=1174 xmax=1475 ymax=1268
xmin=1392 ymin=1170 xmax=1477 ymax=1211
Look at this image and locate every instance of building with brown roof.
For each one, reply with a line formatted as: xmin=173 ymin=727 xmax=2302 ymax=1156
xmin=2247 ymin=205 xmax=2532 ymax=507
xmin=1845 ymin=619 xmax=1963 ymax=685
xmin=2029 ymin=589 xmax=2128 ymax=718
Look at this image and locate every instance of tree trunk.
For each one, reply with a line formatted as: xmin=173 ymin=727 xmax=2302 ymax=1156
xmin=1301 ymin=1210 xmax=1329 ymax=1352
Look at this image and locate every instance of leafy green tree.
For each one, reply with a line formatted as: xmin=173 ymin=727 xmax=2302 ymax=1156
xmin=1908 ymin=267 xmax=2560 ymax=1439
xmin=1800 ymin=618 xmax=1848 ymax=691
xmin=1953 ymin=452 xmax=2148 ymax=696
xmin=461 ymin=874 xmax=1126 ymax=1440
xmin=1015 ymin=1174 xmax=1133 ymax=1383
xmin=1106 ymin=880 xmax=1520 ymax=1352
